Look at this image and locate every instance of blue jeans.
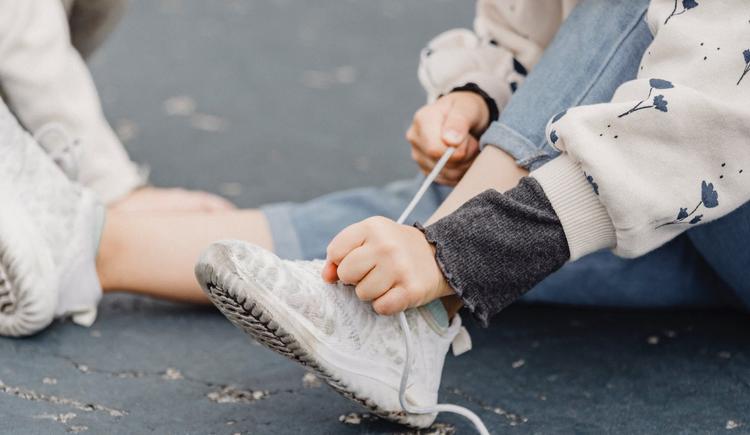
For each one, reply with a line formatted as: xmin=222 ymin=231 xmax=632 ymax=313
xmin=262 ymin=0 xmax=748 ymax=310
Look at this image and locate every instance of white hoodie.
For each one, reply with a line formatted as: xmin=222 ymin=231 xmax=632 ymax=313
xmin=0 ymin=0 xmax=143 ymax=204
xmin=420 ymin=0 xmax=750 ymax=261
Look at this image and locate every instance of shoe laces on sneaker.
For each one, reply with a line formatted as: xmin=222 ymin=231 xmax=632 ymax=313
xmin=394 ymin=148 xmax=489 ymax=435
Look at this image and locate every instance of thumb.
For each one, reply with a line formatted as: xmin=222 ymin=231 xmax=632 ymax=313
xmin=441 ymin=111 xmax=472 ymax=147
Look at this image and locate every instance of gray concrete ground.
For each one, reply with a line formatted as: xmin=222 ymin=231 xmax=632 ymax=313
xmin=1 ymin=1 xmax=749 ymax=433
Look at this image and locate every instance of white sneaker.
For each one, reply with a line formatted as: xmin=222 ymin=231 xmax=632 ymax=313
xmin=196 ymin=240 xmax=466 ymax=428
xmin=0 ymin=102 xmax=104 ymax=337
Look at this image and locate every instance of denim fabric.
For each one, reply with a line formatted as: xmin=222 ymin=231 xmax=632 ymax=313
xmin=480 ymin=0 xmax=654 ymax=171
xmin=262 ymin=176 xmax=452 ymax=260
xmin=262 ymin=0 xmax=744 ymax=311
xmin=687 ymin=203 xmax=750 ymax=309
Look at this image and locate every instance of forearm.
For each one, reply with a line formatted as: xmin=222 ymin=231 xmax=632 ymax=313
xmin=423 ymin=147 xmax=573 ymax=326
xmin=422 ymin=177 xmax=569 ymax=326
xmin=427 ymin=146 xmax=528 ymax=224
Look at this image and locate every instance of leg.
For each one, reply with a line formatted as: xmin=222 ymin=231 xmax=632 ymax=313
xmin=432 ymin=0 xmax=655 ymax=220
xmin=687 ymin=201 xmax=750 ymax=309
xmin=262 ymin=176 xmax=453 ymax=260
xmin=430 ymin=0 xmax=724 ymax=310
xmin=523 ymin=235 xmax=728 ymax=308
xmin=97 ymin=209 xmax=273 ymax=303
xmin=96 ymin=176 xmax=454 ymax=303
xmin=253 ymin=0 xmax=656 ymax=264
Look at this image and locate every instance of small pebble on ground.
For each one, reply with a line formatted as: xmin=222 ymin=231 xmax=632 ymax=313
xmin=302 ymin=372 xmax=322 ymax=388
xmin=162 ymin=368 xmax=183 ymax=380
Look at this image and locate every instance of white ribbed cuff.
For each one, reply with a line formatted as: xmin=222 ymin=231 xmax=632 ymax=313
xmin=531 ymin=154 xmax=616 ymax=261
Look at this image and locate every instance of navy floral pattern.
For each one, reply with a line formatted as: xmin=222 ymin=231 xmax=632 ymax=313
xmin=584 ymin=172 xmax=599 ymax=195
xmin=664 ymin=0 xmax=699 ymax=25
xmin=656 ymin=180 xmax=718 ymax=228
xmin=548 ymin=110 xmax=567 ymax=145
xmin=618 ymin=79 xmax=673 ymax=118
xmin=549 ymin=130 xmax=559 ymax=144
xmin=738 ymin=49 xmax=750 ymax=86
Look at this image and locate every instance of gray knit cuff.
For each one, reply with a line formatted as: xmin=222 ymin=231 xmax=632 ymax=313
xmin=419 ymin=177 xmax=570 ymax=326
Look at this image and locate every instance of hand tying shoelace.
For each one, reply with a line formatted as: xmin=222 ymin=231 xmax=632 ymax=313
xmin=394 ymin=147 xmax=490 ymax=435
xmin=196 ymin=146 xmax=490 ymax=432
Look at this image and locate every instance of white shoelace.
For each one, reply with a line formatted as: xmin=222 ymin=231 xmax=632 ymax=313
xmin=395 ymin=147 xmax=490 ymax=435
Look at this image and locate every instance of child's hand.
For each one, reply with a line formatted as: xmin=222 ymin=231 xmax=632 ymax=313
xmin=322 ymin=216 xmax=455 ymax=315
xmin=406 ymin=92 xmax=489 ymax=186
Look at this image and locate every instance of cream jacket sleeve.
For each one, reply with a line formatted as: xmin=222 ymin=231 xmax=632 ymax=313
xmin=418 ymin=0 xmax=578 ymax=109
xmin=532 ymin=0 xmax=750 ymax=259
xmin=0 ymin=0 xmax=143 ymax=204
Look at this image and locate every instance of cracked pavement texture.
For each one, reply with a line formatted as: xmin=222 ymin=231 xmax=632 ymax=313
xmin=1 ymin=0 xmax=750 ymax=433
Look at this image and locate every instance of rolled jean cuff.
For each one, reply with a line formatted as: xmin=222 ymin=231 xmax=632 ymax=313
xmin=260 ymin=202 xmax=305 ymax=260
xmin=479 ymin=121 xmax=560 ymax=171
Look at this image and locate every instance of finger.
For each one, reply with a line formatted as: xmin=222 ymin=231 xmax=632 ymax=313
xmin=446 ymin=135 xmax=480 ymax=166
xmin=441 ymin=116 xmax=473 ymax=162
xmin=336 ymin=245 xmax=377 ymax=285
xmin=445 ymin=91 xmax=485 ymax=132
xmin=412 ymin=106 xmax=448 ymax=160
xmin=411 ymin=147 xmax=437 ymax=174
xmin=372 ymin=287 xmax=411 ymax=316
xmin=441 ymin=113 xmax=471 ymax=146
xmin=354 ymin=265 xmax=396 ymax=301
xmin=321 ymin=261 xmax=339 ymax=283
xmin=443 ymin=91 xmax=488 ymax=158
xmin=326 ymin=221 xmax=370 ymax=266
xmin=458 ymin=136 xmax=480 ymax=163
xmin=405 ymin=124 xmax=419 ymax=146
xmin=434 ymin=175 xmax=459 ymax=187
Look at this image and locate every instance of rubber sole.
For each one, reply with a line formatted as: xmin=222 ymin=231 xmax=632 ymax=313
xmin=0 ymin=263 xmax=15 ymax=314
xmin=195 ymin=259 xmax=430 ymax=428
xmin=0 ymin=189 xmax=57 ymax=337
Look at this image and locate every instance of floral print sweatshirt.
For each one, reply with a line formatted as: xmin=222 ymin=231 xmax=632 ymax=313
xmin=419 ymin=0 xmax=750 ymax=322
xmin=0 ymin=0 xmax=143 ymax=204
xmin=537 ymin=0 xmax=750 ymax=260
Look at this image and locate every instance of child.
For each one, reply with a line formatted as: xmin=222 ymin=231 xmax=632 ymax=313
xmin=196 ymin=0 xmax=750 ymax=429
xmin=0 ymin=0 xmax=238 ymax=209
xmin=0 ymin=0 xmax=570 ymax=334
xmin=0 ymin=0 xmax=242 ymax=335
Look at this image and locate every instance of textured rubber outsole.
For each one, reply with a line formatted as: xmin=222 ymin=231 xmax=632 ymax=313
xmin=0 ymin=263 xmax=16 ymax=314
xmin=195 ymin=260 xmax=425 ymax=428
xmin=0 ymin=190 xmax=57 ymax=337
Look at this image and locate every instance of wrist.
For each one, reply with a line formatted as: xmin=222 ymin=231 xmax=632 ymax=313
xmin=449 ymin=83 xmax=498 ymax=136
xmin=422 ymin=228 xmax=456 ymax=299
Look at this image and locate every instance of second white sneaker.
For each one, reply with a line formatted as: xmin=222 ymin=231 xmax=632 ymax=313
xmin=196 ymin=240 xmax=465 ymax=428
xmin=0 ymin=101 xmax=103 ymax=336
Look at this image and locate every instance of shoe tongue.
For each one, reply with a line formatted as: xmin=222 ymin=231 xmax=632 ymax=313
xmin=422 ymin=300 xmax=449 ymax=329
